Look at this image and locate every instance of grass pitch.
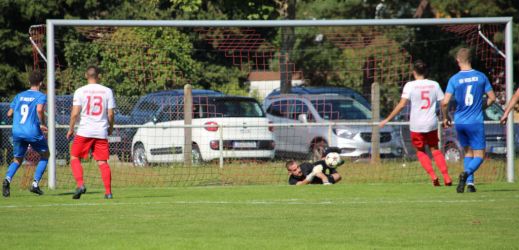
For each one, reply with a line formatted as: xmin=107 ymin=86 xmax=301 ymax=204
xmin=1 ymin=182 xmax=518 ymax=249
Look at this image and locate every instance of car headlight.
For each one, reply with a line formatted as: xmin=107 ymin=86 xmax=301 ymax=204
xmin=333 ymin=129 xmax=357 ymax=139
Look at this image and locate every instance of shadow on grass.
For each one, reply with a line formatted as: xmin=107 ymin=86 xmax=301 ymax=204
xmin=55 ymin=191 xmax=103 ymax=196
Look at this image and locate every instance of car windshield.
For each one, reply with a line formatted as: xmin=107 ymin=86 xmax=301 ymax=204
xmin=484 ymin=103 xmax=504 ymax=121
xmin=311 ymin=99 xmax=372 ymax=120
xmin=196 ymin=99 xmax=265 ymax=118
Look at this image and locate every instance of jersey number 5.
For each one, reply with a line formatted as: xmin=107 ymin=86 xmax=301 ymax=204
xmin=420 ymin=91 xmax=431 ymax=109
xmin=86 ymin=96 xmax=103 ymax=116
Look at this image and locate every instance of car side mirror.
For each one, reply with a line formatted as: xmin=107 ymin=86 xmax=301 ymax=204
xmin=298 ymin=113 xmax=308 ymax=123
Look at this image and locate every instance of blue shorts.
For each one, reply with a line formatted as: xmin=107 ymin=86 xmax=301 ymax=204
xmin=13 ymin=136 xmax=49 ymax=158
xmin=455 ymin=123 xmax=485 ymax=150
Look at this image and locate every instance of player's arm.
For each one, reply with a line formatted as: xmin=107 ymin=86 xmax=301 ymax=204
xmin=501 ymin=88 xmax=519 ymax=124
xmin=107 ymin=108 xmax=114 ymax=136
xmin=484 ymin=90 xmax=496 ymax=110
xmin=7 ymin=108 xmax=13 ymax=118
xmin=67 ymin=105 xmax=81 ymax=140
xmin=441 ymin=93 xmax=452 ymax=128
xmin=37 ymin=104 xmax=47 ymax=133
xmin=380 ymin=98 xmax=409 ymax=128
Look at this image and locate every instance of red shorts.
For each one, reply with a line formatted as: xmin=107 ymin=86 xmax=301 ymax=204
xmin=410 ymin=130 xmax=439 ymax=150
xmin=71 ymin=135 xmax=110 ymax=161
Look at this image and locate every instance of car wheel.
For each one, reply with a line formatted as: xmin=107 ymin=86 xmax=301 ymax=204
xmin=133 ymin=143 xmax=148 ymax=167
xmin=444 ymin=143 xmax=461 ymax=163
xmin=309 ymin=140 xmax=327 ymax=162
xmin=191 ymin=145 xmax=203 ymax=165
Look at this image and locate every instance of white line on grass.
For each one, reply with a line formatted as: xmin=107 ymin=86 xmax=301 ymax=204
xmin=0 ymin=198 xmax=510 ymax=209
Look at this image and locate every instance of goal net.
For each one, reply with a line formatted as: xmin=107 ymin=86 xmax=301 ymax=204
xmin=17 ymin=19 xmax=513 ymax=190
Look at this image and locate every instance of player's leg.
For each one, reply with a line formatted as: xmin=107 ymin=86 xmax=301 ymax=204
xmin=454 ymin=124 xmax=472 ymax=193
xmin=427 ymin=130 xmax=452 ymax=185
xmin=411 ymin=132 xmax=438 ymax=185
xmin=330 ymin=173 xmax=342 ymax=183
xmin=70 ymin=135 xmax=92 ymax=199
xmin=3 ymin=138 xmax=27 ymax=197
xmin=93 ymin=139 xmax=112 ymax=198
xmin=328 ymin=168 xmax=341 ymax=184
xmin=464 ymin=123 xmax=485 ymax=193
xmin=29 ymin=138 xmax=49 ymax=195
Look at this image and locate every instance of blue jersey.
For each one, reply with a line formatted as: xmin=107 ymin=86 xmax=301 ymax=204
xmin=446 ymin=69 xmax=492 ymax=124
xmin=10 ymin=90 xmax=46 ymax=140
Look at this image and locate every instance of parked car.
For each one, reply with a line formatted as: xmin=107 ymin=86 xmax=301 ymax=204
xmin=114 ymin=89 xmax=224 ymax=162
xmin=131 ymin=95 xmax=275 ymax=166
xmin=263 ymin=93 xmax=403 ymax=161
xmin=396 ymin=101 xmax=519 ymax=162
xmin=266 ymin=86 xmax=371 ymax=108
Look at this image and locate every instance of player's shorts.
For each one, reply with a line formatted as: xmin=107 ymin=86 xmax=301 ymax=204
xmin=311 ymin=174 xmax=336 ymax=184
xmin=13 ymin=136 xmax=48 ymax=158
xmin=410 ymin=130 xmax=439 ymax=150
xmin=455 ymin=123 xmax=486 ymax=150
xmin=71 ymin=135 xmax=110 ymax=161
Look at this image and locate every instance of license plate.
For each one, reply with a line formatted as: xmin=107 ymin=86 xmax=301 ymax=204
xmin=491 ymin=146 xmax=506 ymax=154
xmin=380 ymin=147 xmax=391 ymax=154
xmin=233 ymin=141 xmax=256 ymax=148
xmin=108 ymin=136 xmax=121 ymax=143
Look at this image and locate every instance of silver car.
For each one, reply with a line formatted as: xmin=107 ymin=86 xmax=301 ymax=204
xmin=264 ymin=94 xmax=403 ymax=161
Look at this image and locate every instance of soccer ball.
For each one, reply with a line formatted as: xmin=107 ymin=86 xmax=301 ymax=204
xmin=325 ymin=152 xmax=341 ymax=168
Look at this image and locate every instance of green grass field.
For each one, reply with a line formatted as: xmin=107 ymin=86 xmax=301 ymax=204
xmin=1 ymin=182 xmax=518 ymax=249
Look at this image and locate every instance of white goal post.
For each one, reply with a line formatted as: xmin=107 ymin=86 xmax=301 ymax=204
xmin=45 ymin=17 xmax=514 ymax=189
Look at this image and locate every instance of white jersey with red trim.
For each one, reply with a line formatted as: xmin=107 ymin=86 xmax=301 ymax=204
xmin=73 ymin=83 xmax=116 ymax=139
xmin=401 ymin=79 xmax=444 ymax=133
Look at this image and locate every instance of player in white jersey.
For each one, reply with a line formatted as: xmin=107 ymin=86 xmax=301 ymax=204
xmin=380 ymin=60 xmax=452 ymax=186
xmin=66 ymin=66 xmax=115 ymax=199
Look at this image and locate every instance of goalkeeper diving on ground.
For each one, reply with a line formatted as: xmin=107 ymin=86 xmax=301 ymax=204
xmin=286 ymin=147 xmax=343 ymax=185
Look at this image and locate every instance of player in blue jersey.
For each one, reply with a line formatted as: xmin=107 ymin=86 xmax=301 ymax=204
xmin=441 ymin=48 xmax=496 ymax=193
xmin=2 ymin=71 xmax=49 ymax=197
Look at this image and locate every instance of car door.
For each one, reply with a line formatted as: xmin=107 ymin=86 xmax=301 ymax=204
xmin=147 ymin=104 xmax=184 ymax=163
xmin=266 ymin=100 xmax=288 ymax=153
xmin=288 ymin=99 xmax=312 ymax=153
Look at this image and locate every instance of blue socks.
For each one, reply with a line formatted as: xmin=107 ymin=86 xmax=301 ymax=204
xmin=465 ymin=157 xmax=484 ymax=184
xmin=34 ymin=158 xmax=48 ymax=183
xmin=464 ymin=157 xmax=474 ymax=184
xmin=4 ymin=158 xmax=48 ymax=185
xmin=5 ymin=162 xmax=21 ymax=182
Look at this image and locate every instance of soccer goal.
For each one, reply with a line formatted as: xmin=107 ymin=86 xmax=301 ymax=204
xmin=27 ymin=18 xmax=514 ymax=190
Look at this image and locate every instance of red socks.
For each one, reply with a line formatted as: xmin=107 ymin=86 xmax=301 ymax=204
xmin=98 ymin=163 xmax=112 ymax=195
xmin=71 ymin=158 xmax=84 ymax=187
xmin=416 ymin=151 xmax=437 ymax=180
xmin=432 ymin=150 xmax=451 ymax=184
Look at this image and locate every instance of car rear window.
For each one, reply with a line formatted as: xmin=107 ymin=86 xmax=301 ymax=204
xmin=311 ymin=99 xmax=371 ymax=120
xmin=195 ymin=99 xmax=265 ymax=118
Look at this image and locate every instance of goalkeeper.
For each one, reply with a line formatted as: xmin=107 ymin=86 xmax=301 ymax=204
xmin=286 ymin=147 xmax=343 ymax=185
